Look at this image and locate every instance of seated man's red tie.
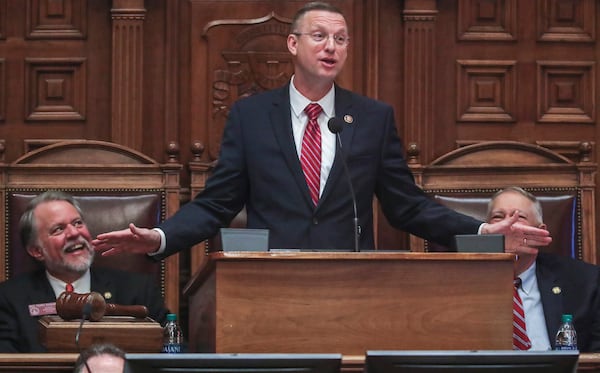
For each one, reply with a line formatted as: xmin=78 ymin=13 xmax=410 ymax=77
xmin=65 ymin=283 xmax=74 ymax=293
xmin=513 ymin=277 xmax=531 ymax=350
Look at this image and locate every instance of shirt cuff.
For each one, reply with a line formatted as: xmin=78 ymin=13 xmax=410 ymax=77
xmin=477 ymin=223 xmax=488 ymax=234
xmin=147 ymin=228 xmax=166 ymax=256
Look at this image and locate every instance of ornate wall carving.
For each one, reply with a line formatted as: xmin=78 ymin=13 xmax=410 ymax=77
xmin=203 ymin=12 xmax=294 ymax=160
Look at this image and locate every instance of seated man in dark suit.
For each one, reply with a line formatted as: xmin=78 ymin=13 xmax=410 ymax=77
xmin=488 ymin=186 xmax=600 ymax=351
xmin=0 ymin=190 xmax=169 ymax=352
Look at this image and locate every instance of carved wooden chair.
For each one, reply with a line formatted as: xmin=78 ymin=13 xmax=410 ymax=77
xmin=0 ymin=140 xmax=182 ymax=314
xmin=408 ymin=141 xmax=597 ymax=264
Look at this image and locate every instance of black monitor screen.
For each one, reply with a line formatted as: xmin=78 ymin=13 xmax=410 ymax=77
xmin=124 ymin=353 xmax=342 ymax=373
xmin=365 ymin=350 xmax=579 ymax=373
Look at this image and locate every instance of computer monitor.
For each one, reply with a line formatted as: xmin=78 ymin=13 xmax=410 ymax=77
xmin=364 ymin=350 xmax=579 ymax=373
xmin=124 ymin=353 xmax=342 ymax=373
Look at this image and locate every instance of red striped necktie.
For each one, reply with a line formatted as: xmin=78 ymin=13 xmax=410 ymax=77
xmin=513 ymin=277 xmax=532 ymax=350
xmin=301 ymin=103 xmax=323 ymax=206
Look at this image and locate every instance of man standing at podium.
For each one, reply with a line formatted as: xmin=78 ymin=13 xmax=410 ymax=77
xmin=488 ymin=187 xmax=600 ymax=352
xmin=0 ymin=191 xmax=169 ymax=352
xmin=93 ymin=2 xmax=551 ymax=258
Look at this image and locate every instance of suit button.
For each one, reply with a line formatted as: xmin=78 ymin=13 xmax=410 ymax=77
xmin=312 ymin=218 xmax=318 ymax=225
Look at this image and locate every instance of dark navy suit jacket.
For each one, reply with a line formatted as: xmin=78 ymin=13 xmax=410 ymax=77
xmin=0 ymin=267 xmax=168 ymax=352
xmin=158 ymin=84 xmax=481 ymax=256
xmin=537 ymin=252 xmax=600 ymax=351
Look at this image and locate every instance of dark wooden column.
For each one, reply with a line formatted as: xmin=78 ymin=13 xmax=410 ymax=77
xmin=403 ymin=0 xmax=438 ymax=163
xmin=111 ymin=0 xmax=145 ymax=150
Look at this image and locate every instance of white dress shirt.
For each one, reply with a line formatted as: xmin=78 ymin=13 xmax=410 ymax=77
xmin=46 ymin=270 xmax=91 ymax=299
xmin=289 ymin=75 xmax=336 ymax=198
xmin=519 ymin=262 xmax=552 ymax=350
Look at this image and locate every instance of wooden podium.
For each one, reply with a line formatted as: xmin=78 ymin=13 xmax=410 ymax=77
xmin=184 ymin=251 xmax=515 ymax=354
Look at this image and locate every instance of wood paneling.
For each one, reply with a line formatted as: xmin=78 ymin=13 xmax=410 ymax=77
xmin=25 ymin=0 xmax=87 ymax=39
xmin=0 ymin=0 xmax=598 ymax=321
xmin=24 ymin=57 xmax=86 ymax=121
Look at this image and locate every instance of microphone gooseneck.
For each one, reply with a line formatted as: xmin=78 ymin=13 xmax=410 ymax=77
xmin=75 ymin=302 xmax=92 ymax=348
xmin=327 ymin=117 xmax=360 ymax=252
xmin=76 ymin=302 xmax=93 ymax=373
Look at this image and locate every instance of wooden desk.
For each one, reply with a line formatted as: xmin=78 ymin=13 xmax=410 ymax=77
xmin=184 ymin=251 xmax=515 ymax=354
xmin=0 ymin=353 xmax=77 ymax=372
xmin=0 ymin=353 xmax=599 ymax=372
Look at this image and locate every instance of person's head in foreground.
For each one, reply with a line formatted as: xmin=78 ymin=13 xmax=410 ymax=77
xmin=73 ymin=343 xmax=125 ymax=373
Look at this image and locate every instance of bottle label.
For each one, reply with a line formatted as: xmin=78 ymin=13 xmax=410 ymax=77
xmin=162 ymin=343 xmax=181 ymax=353
xmin=555 ymin=345 xmax=578 ymax=351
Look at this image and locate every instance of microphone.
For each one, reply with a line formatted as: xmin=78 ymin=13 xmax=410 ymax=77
xmin=75 ymin=302 xmax=92 ymax=373
xmin=75 ymin=302 xmax=92 ymax=348
xmin=327 ymin=117 xmax=360 ymax=252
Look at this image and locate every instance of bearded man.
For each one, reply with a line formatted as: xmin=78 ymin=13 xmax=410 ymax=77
xmin=0 ymin=191 xmax=168 ymax=352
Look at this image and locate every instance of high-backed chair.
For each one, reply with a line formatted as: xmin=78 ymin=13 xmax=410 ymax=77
xmin=0 ymin=140 xmax=182 ymax=314
xmin=408 ymin=141 xmax=597 ymax=264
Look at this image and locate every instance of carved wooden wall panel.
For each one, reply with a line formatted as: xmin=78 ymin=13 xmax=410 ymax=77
xmin=26 ymin=0 xmax=87 ymax=39
xmin=456 ymin=59 xmax=516 ymax=122
xmin=457 ymin=0 xmax=517 ymax=41
xmin=203 ymin=12 xmax=294 ymax=160
xmin=0 ymin=0 xmax=111 ymax=161
xmin=537 ymin=0 xmax=595 ymax=42
xmin=537 ymin=61 xmax=595 ymax=124
xmin=24 ymin=57 xmax=86 ymax=121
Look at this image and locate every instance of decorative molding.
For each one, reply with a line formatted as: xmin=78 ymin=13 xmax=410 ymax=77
xmin=0 ymin=0 xmax=6 ymax=40
xmin=537 ymin=61 xmax=595 ymax=123
xmin=23 ymin=139 xmax=65 ymax=154
xmin=111 ymin=4 xmax=145 ymax=150
xmin=457 ymin=0 xmax=517 ymax=41
xmin=0 ymin=59 xmax=4 ymax=122
xmin=24 ymin=58 xmax=86 ymax=121
xmin=403 ymin=6 xmax=437 ymax=163
xmin=536 ymin=140 xmax=595 ymax=163
xmin=537 ymin=0 xmax=595 ymax=42
xmin=456 ymin=60 xmax=516 ymax=122
xmin=25 ymin=0 xmax=87 ymax=40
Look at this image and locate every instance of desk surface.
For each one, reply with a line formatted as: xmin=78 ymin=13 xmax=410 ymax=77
xmin=0 ymin=353 xmax=599 ymax=372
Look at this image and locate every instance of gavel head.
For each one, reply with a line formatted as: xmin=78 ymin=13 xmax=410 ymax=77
xmin=56 ymin=291 xmax=106 ymax=321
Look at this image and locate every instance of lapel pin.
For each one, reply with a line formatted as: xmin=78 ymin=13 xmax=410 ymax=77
xmin=343 ymin=114 xmax=353 ymax=124
xmin=104 ymin=291 xmax=112 ymax=300
xmin=552 ymin=286 xmax=561 ymax=295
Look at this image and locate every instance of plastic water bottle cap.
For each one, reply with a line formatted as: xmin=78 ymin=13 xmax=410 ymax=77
xmin=166 ymin=313 xmax=177 ymax=321
xmin=561 ymin=314 xmax=573 ymax=323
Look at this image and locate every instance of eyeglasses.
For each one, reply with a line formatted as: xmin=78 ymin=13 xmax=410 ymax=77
xmin=293 ymin=31 xmax=350 ymax=46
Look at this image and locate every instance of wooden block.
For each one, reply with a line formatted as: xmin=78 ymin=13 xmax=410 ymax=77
xmin=39 ymin=316 xmax=162 ymax=353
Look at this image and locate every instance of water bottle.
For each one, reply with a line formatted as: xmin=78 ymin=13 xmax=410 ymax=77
xmin=555 ymin=314 xmax=578 ymax=350
xmin=162 ymin=313 xmax=183 ymax=353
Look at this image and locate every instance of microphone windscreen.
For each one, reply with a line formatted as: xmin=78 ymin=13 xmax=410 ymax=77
xmin=327 ymin=117 xmax=344 ymax=134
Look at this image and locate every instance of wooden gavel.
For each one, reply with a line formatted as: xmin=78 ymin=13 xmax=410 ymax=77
xmin=56 ymin=291 xmax=148 ymax=321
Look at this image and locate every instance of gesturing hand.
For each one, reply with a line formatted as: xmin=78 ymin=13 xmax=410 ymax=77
xmin=92 ymin=223 xmax=161 ymax=256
